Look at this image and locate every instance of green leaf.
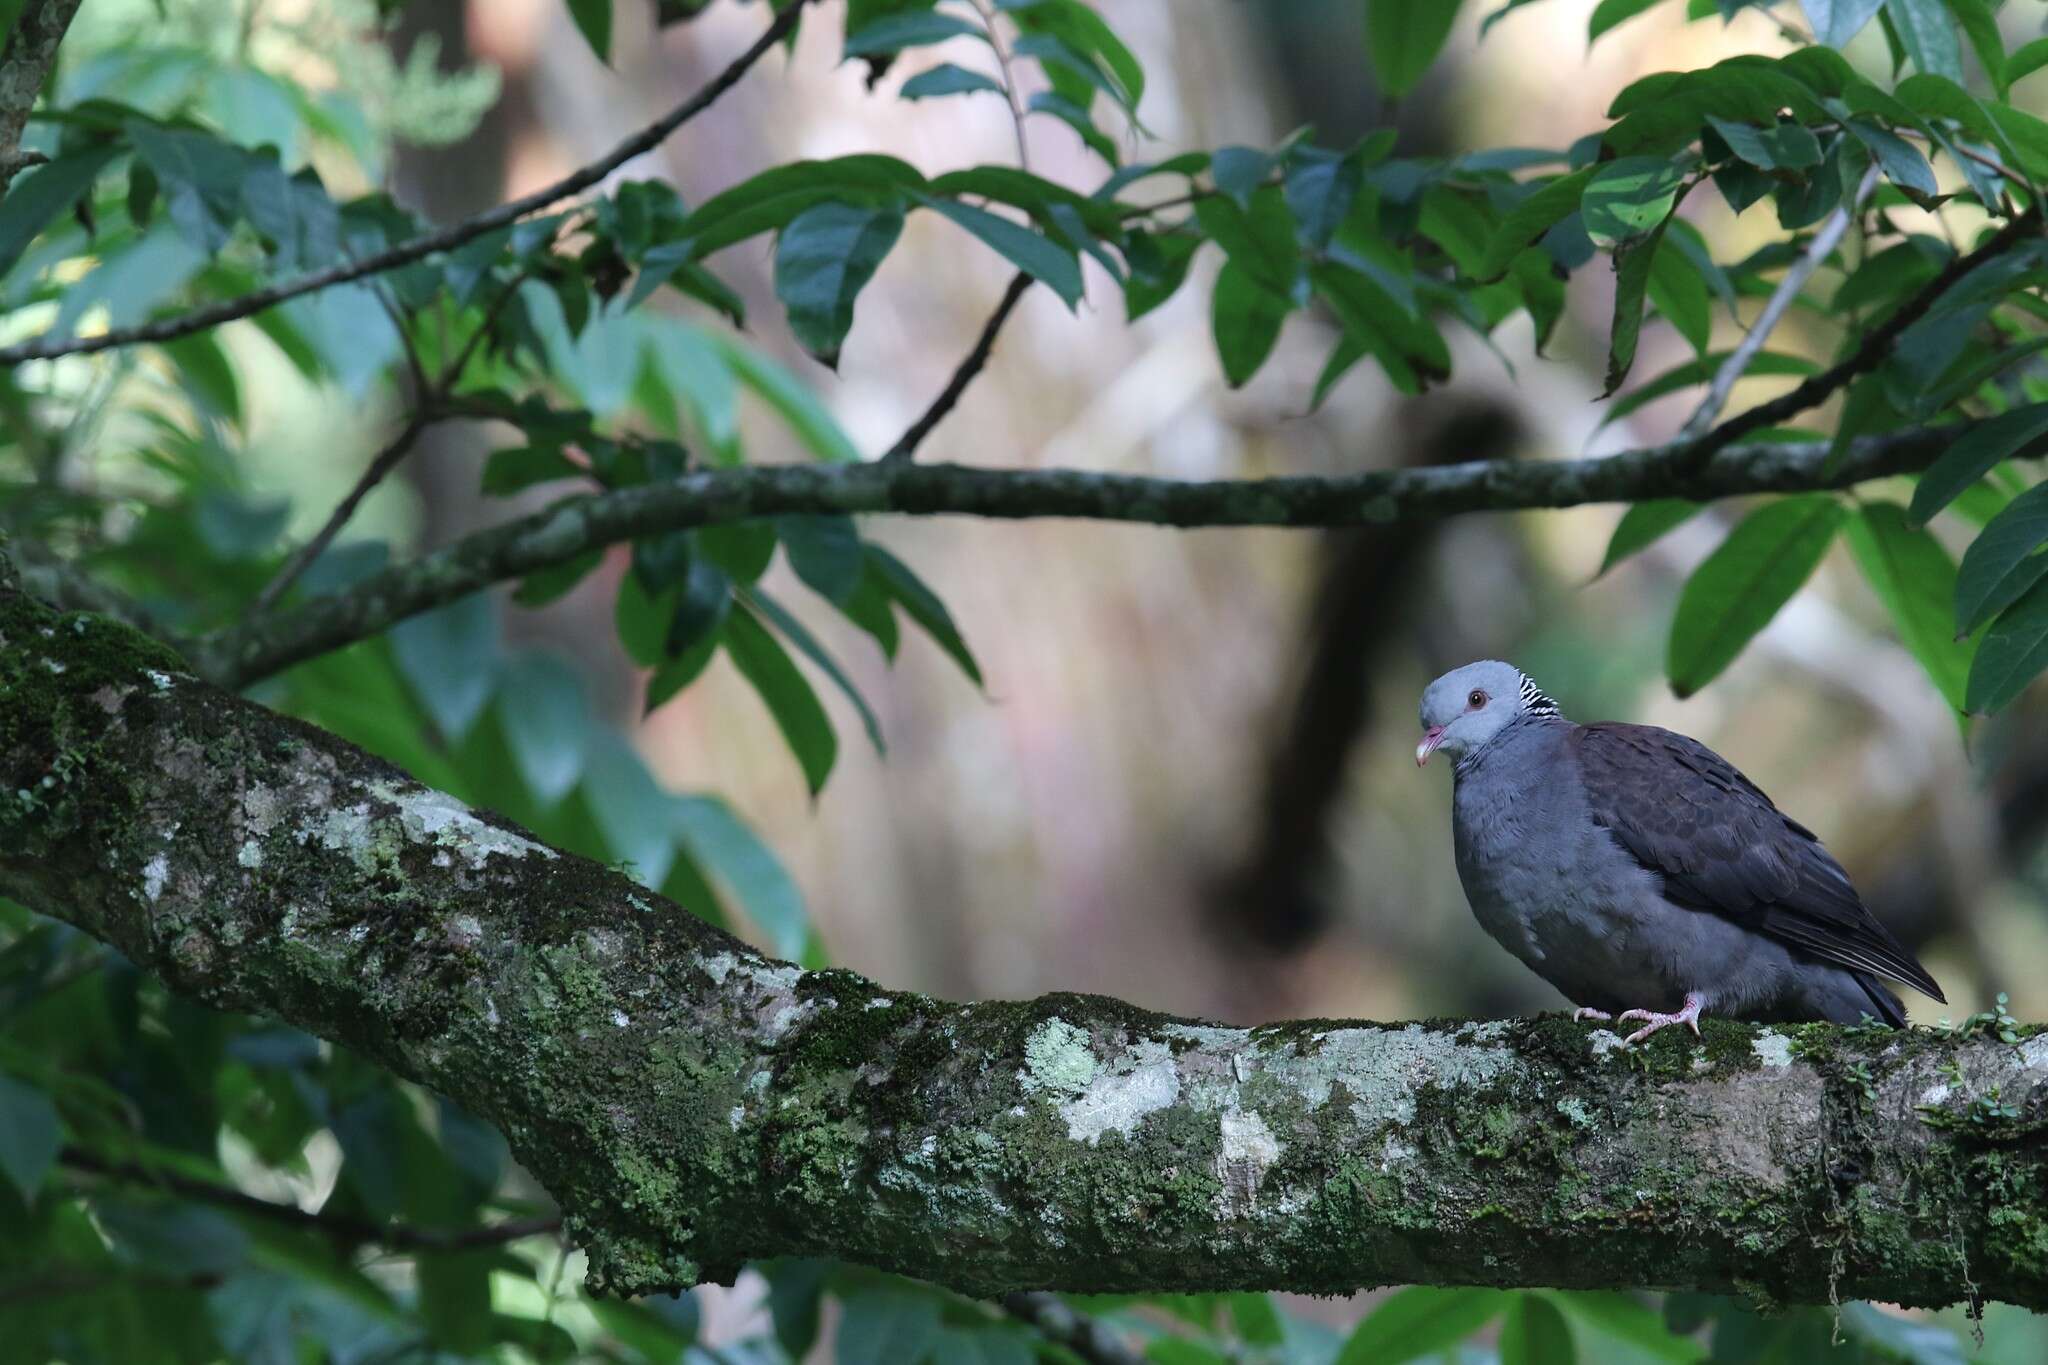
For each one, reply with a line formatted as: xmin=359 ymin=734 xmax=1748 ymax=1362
xmin=514 ymin=550 xmax=601 ymax=607
xmin=391 ymin=593 xmax=501 ymax=740
xmin=567 ymin=0 xmax=613 ymax=61
xmin=645 ymin=629 xmax=719 ymax=712
xmin=1545 ymin=1291 xmax=1704 ymax=1362
xmin=1799 ymin=0 xmax=1885 ymax=49
xmin=1704 ymin=116 xmax=1823 ymax=171
xmin=1886 ymin=0 xmax=1963 ymax=82
xmin=1366 ymin=0 xmax=1468 ymax=98
xmin=1499 ymin=1293 xmax=1575 ymax=1365
xmin=1211 ymin=260 xmax=1289 ymax=387
xmin=1285 ymin=145 xmax=1362 ymax=251
xmin=672 ymin=794 xmax=809 ymax=959
xmin=1478 ymin=167 xmax=1595 ymax=279
xmin=773 ymin=198 xmax=906 ymax=366
xmin=1667 ymin=496 xmax=1847 ymax=697
xmin=1602 ymin=216 xmax=1671 ymax=396
xmin=0 ymin=1074 xmax=61 ymax=1199
xmin=930 ymin=1327 xmax=1035 ymax=1365
xmin=2010 ymin=36 xmax=2048 ymax=89
xmin=482 ymin=445 xmax=581 ymax=495
xmin=836 ymin=1290 xmax=941 ymax=1365
xmin=778 ymin=515 xmax=866 ymax=603
xmin=1212 ymin=144 xmax=1277 ymax=208
xmin=1601 ymin=351 xmax=1818 ymax=429
xmin=1337 ymin=1287 xmax=1509 ymax=1365
xmin=723 ymin=604 xmax=838 ymax=794
xmin=1907 ymin=403 xmax=2048 ymax=525
xmin=1966 ymin=572 xmax=2048 ymax=712
xmin=127 ymin=121 xmax=252 ymax=255
xmin=1846 ymin=502 xmax=1975 ymax=713
xmin=704 ymin=330 xmax=863 ymax=462
xmin=1843 ymin=118 xmax=1939 ymax=197
xmin=921 ymin=194 xmax=1083 ymax=307
xmin=1589 ymin=0 xmax=1664 ymax=42
xmin=1647 ymin=236 xmax=1710 ymax=356
xmin=900 ymin=63 xmax=1005 ymax=99
xmin=617 ymin=569 xmax=675 ymax=668
xmin=496 ymin=652 xmax=590 ymax=806
xmin=867 ymin=543 xmax=982 ymax=684
xmin=1598 ymin=499 xmax=1703 ymax=577
xmin=700 ymin=520 xmax=778 ymax=583
xmin=845 ymin=11 xmax=985 ymax=56
xmin=0 ymin=145 xmax=117 ymax=277
xmin=1581 ymin=155 xmax=1689 ymax=247
xmin=744 ymin=588 xmax=886 ymax=755
xmin=1954 ymin=483 xmax=2048 ymax=637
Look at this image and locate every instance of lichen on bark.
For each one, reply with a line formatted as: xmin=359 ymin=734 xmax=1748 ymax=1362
xmin=4 ymin=578 xmax=2048 ymax=1309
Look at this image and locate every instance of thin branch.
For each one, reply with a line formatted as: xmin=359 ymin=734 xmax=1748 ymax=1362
xmin=0 ymin=0 xmax=83 ymax=194
xmin=884 ymin=269 xmax=1032 ymax=462
xmin=248 ymin=409 xmax=437 ymax=614
xmin=969 ymin=0 xmax=1032 ymax=172
xmin=1669 ymin=204 xmax=2045 ymax=472
xmin=249 ymin=268 xmax=534 ymax=613
xmin=61 ymin=1149 xmax=562 ymax=1251
xmin=0 ymin=0 xmax=811 ymax=369
xmin=373 ymin=282 xmax=432 ymax=397
xmin=186 ymin=422 xmax=1958 ymax=689
xmin=1002 ymin=1293 xmax=1146 ymax=1365
xmin=1678 ymin=164 xmax=1881 ymax=442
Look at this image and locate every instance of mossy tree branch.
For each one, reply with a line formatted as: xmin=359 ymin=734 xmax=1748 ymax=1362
xmin=5 ymin=576 xmax=2047 ymax=1309
xmin=190 ymin=423 xmax=1956 ymax=690
xmin=0 ymin=0 xmax=82 ymax=192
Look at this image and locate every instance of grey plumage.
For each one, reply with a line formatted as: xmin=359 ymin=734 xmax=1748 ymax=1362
xmin=1418 ymin=661 xmax=1943 ymax=1032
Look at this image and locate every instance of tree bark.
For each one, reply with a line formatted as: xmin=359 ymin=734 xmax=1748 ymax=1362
xmin=0 ymin=0 xmax=81 ymax=192
xmin=4 ymin=569 xmax=2045 ymax=1310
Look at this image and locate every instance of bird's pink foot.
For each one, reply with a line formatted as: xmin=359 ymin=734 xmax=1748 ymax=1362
xmin=1616 ymin=992 xmax=1704 ymax=1045
xmin=1573 ymin=1007 xmax=1613 ymax=1022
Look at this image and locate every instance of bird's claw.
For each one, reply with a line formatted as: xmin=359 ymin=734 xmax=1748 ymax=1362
xmin=1615 ymin=992 xmax=1705 ymax=1046
xmin=1573 ymin=1007 xmax=1613 ymax=1023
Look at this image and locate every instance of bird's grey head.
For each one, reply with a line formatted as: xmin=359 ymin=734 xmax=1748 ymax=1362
xmin=1416 ymin=660 xmax=1560 ymax=767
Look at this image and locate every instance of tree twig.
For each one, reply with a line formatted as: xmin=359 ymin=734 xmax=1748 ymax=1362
xmin=0 ymin=0 xmax=811 ymax=368
xmin=1002 ymin=1292 xmax=1146 ymax=1365
xmin=61 ymin=1148 xmax=561 ymax=1252
xmin=1677 ymin=164 xmax=1880 ymax=442
xmin=0 ymin=0 xmax=83 ymax=195
xmin=968 ymin=0 xmax=1032 ymax=172
xmin=883 ymin=269 xmax=1032 ymax=462
xmin=1668 ymin=204 xmax=2044 ymax=472
xmin=188 ymin=423 xmax=1958 ymax=689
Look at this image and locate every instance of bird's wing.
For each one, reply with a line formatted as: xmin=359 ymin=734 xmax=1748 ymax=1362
xmin=1572 ymin=722 xmax=1945 ymax=1003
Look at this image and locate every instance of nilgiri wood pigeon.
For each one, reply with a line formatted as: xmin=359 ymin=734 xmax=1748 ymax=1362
xmin=1416 ymin=661 xmax=1945 ymax=1043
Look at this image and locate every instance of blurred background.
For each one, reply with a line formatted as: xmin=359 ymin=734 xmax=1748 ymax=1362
xmin=188 ymin=0 xmax=2039 ymax=1034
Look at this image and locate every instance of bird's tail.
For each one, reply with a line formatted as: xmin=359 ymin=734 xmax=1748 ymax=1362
xmin=1851 ymin=971 xmax=1908 ymax=1028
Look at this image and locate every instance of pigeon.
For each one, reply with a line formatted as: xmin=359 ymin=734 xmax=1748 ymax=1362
xmin=1416 ymin=660 xmax=1944 ymax=1043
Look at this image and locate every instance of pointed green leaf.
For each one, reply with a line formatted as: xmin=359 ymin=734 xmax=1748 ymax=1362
xmin=1886 ymin=0 xmax=1963 ymax=82
xmin=773 ymin=198 xmax=905 ymax=365
xmin=567 ymin=0 xmax=613 ymax=61
xmin=744 ymin=587 xmax=885 ymax=755
xmin=1668 ymin=496 xmax=1847 ymax=697
xmin=1598 ymin=499 xmax=1703 ymax=577
xmin=1478 ymin=167 xmax=1596 ymax=279
xmin=1499 ymin=1293 xmax=1575 ymax=1365
xmin=1602 ymin=216 xmax=1671 ymax=396
xmin=900 ymin=63 xmax=1005 ymax=99
xmin=1366 ymin=0 xmax=1467 ymax=98
xmin=723 ymin=604 xmax=838 ymax=794
xmin=1846 ymin=502 xmax=1975 ymax=713
xmin=1211 ymin=259 xmax=1288 ymax=387
xmin=672 ymin=794 xmax=809 ymax=959
xmin=1907 ymin=403 xmax=2048 ymax=525
xmin=1966 ymin=573 xmax=2048 ymax=712
xmin=1581 ymin=155 xmax=1689 ymax=248
xmin=1954 ymin=483 xmax=2048 ymax=637
xmin=867 ymin=544 xmax=981 ymax=684
xmin=921 ymin=194 xmax=1082 ymax=306
xmin=1336 ymin=1287 xmax=1509 ymax=1365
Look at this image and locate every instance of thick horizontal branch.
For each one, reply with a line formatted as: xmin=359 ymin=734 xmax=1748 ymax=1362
xmin=191 ymin=423 xmax=1956 ymax=689
xmin=0 ymin=0 xmax=807 ymax=368
xmin=6 ymin=570 xmax=2046 ymax=1309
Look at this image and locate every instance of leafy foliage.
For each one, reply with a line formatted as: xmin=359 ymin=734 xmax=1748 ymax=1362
xmin=0 ymin=0 xmax=2028 ymax=1359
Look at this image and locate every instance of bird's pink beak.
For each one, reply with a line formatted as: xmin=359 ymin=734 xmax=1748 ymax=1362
xmin=1416 ymin=726 xmax=1446 ymax=767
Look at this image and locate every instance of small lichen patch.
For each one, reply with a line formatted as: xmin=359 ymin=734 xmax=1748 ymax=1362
xmin=1216 ymin=1107 xmax=1281 ymax=1214
xmin=1021 ymin=1018 xmax=1097 ymax=1096
xmin=141 ymin=852 xmax=169 ymax=902
xmin=1556 ymin=1096 xmax=1594 ymax=1128
xmin=374 ymin=782 xmax=557 ymax=868
xmin=1285 ymin=1024 xmax=1514 ymax=1131
xmin=1752 ymin=1032 xmax=1795 ymax=1068
xmin=1588 ymin=1030 xmax=1629 ymax=1059
xmin=1058 ymin=1037 xmax=1179 ymax=1143
xmin=237 ymin=840 xmax=262 ymax=869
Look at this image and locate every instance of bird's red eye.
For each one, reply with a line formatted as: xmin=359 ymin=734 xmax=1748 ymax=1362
xmin=1467 ymin=689 xmax=1487 ymax=709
